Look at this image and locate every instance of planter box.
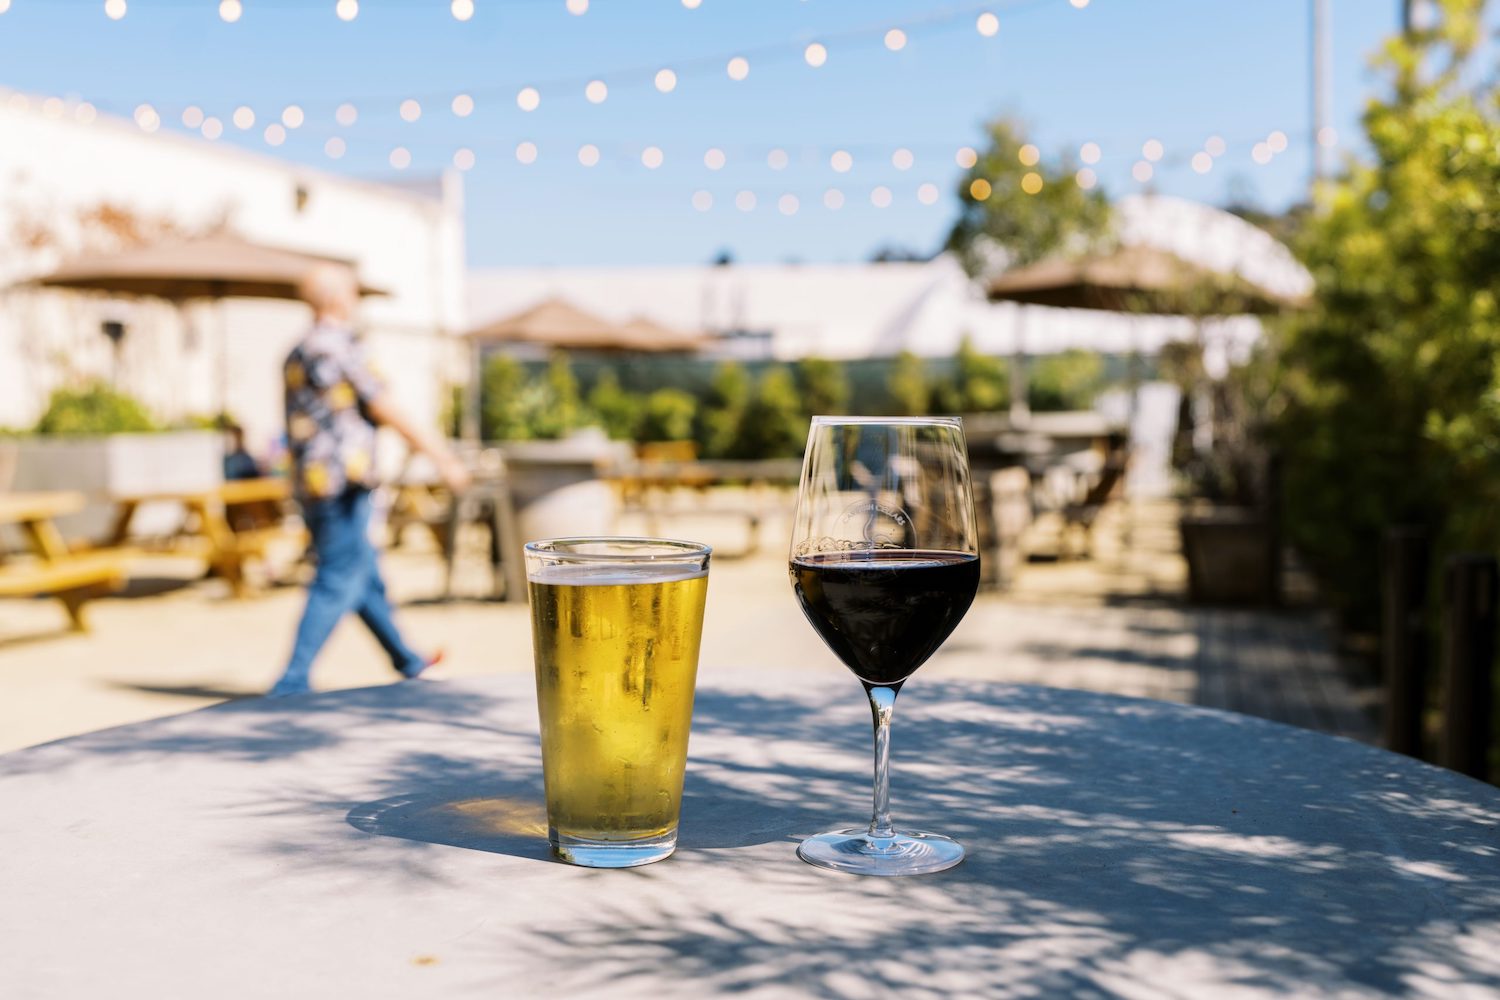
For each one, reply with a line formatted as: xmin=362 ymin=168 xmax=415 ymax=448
xmin=1180 ymin=507 xmax=1276 ymax=606
xmin=9 ymin=431 xmax=223 ymax=543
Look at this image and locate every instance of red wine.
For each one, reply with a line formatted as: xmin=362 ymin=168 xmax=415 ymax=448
xmin=791 ymin=550 xmax=980 ymax=687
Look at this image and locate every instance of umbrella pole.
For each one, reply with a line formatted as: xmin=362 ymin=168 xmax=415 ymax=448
xmin=464 ymin=338 xmax=482 ymax=442
xmin=1009 ymin=307 xmax=1030 ymax=428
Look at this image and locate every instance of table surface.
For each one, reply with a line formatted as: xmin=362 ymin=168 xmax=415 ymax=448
xmin=2 ymin=673 xmax=1498 ymax=999
xmin=0 ymin=490 xmax=84 ymax=525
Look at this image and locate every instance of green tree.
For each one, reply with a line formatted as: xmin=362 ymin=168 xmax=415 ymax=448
xmin=639 ymin=389 xmax=698 ymax=442
xmin=736 ymin=366 xmax=806 ymax=459
xmin=1029 ymin=350 xmax=1104 ymax=412
xmin=699 ymin=362 xmax=752 ymax=458
xmin=481 ymin=354 xmax=531 ymax=441
xmin=1274 ymin=0 xmax=1500 ymax=628
xmin=932 ymin=337 xmax=1009 ymax=413
xmin=587 ymin=371 xmax=643 ymax=440
xmin=885 ymin=351 xmax=932 ymax=416
xmin=795 ymin=357 xmax=851 ymax=418
xmin=945 ymin=117 xmax=1113 ymax=276
xmin=528 ymin=354 xmax=584 ymax=440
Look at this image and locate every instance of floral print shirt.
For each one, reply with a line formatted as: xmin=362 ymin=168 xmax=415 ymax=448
xmin=283 ymin=322 xmax=383 ymax=501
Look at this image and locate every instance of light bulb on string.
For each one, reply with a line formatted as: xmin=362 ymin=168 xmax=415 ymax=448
xmin=1251 ymin=143 xmax=1272 ymax=165
xmin=1018 ymin=144 xmax=1040 ymax=166
xmin=955 ymin=147 xmax=978 ymax=169
xmin=1205 ymin=135 xmax=1226 ymax=157
xmin=517 ymin=87 xmax=540 ymax=112
xmin=778 ymin=194 xmax=799 ymax=216
xmin=1191 ymin=152 xmax=1213 ymax=174
xmin=336 ymin=103 xmax=358 ymax=126
xmin=682 ymin=0 xmax=702 ymax=9
xmin=976 ymin=12 xmax=998 ymax=37
xmin=265 ymin=124 xmax=287 ymax=147
xmin=735 ymin=191 xmax=756 ymax=212
xmin=726 ymin=57 xmax=749 ymax=81
xmin=767 ymin=148 xmax=789 ymax=170
xmin=389 ymin=147 xmax=412 ymax=169
xmin=399 ymin=99 xmax=421 ymax=123
xmin=516 ymin=141 xmax=538 ymax=164
xmin=104 ymin=0 xmax=126 ymax=21
xmin=655 ymin=69 xmax=677 ymax=93
xmin=451 ymin=94 xmax=474 ymax=117
xmin=219 ymin=0 xmax=242 ymax=22
xmin=884 ymin=29 xmax=906 ymax=51
xmin=704 ymin=148 xmax=726 ymax=170
xmin=454 ymin=148 xmax=476 ymax=171
xmin=1076 ymin=168 xmax=1097 ymax=190
xmin=585 ymin=80 xmax=608 ymax=104
xmin=1079 ymin=142 xmax=1101 ymax=164
xmin=917 ymin=183 xmax=940 ymax=205
xmin=804 ymin=43 xmax=827 ymax=68
xmin=451 ymin=0 xmax=474 ymax=21
xmin=577 ymin=144 xmax=600 ymax=167
xmin=0 ymin=1 xmax=12 ymax=13
xmin=325 ymin=137 xmax=346 ymax=159
xmin=691 ymin=190 xmax=713 ymax=211
xmin=641 ymin=146 xmax=664 ymax=169
xmin=892 ymin=148 xmax=914 ymax=170
xmin=201 ymin=117 xmax=223 ymax=140
xmin=1317 ymin=127 xmax=1338 ymax=149
xmin=1131 ymin=161 xmax=1153 ymax=182
xmin=969 ymin=178 xmax=991 ymax=200
xmin=565 ymin=0 xmax=587 ymax=14
xmin=283 ymin=105 xmax=305 ymax=129
xmin=824 ymin=188 xmax=845 ymax=210
xmin=1142 ymin=139 xmax=1163 ymax=162
xmin=133 ymin=104 xmax=160 ymax=132
xmin=335 ymin=0 xmax=357 ymax=22
xmin=1021 ymin=172 xmax=1043 ymax=195
xmin=830 ymin=150 xmax=852 ymax=173
xmin=182 ymin=106 xmax=205 ymax=129
xmin=870 ymin=186 xmax=893 ymax=208
xmin=75 ymin=103 xmax=98 ymax=124
xmin=1267 ymin=130 xmax=1288 ymax=153
xmin=233 ymin=106 xmax=255 ymax=129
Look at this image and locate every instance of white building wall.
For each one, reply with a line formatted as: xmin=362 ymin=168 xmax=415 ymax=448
xmin=0 ymin=91 xmax=466 ymax=462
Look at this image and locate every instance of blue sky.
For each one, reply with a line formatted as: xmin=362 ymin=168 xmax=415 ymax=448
xmin=0 ymin=0 xmax=1436 ymax=266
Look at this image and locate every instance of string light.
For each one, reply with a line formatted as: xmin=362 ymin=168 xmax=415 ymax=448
xmin=282 ymin=105 xmax=305 ymax=128
xmin=335 ymin=0 xmax=357 ymax=22
xmin=578 ymin=144 xmax=600 ymax=166
xmin=704 ymin=148 xmax=726 ymax=170
xmin=1075 ymin=168 xmax=1097 ymax=190
xmin=870 ymin=186 xmax=893 ymax=208
xmin=726 ymin=57 xmax=750 ymax=81
xmin=389 ymin=146 xmax=411 ymax=169
xmin=1018 ymin=144 xmax=1040 ymax=166
xmin=42 ymin=97 xmax=64 ymax=118
xmin=1191 ymin=152 xmax=1212 ymax=174
xmin=767 ymin=148 xmax=789 ymax=170
xmin=968 ymin=178 xmax=991 ymax=200
xmin=735 ymin=190 xmax=756 ymax=212
xmin=884 ymin=29 xmax=907 ymax=51
xmin=454 ymin=148 xmax=476 ymax=170
xmin=264 ymin=124 xmax=287 ymax=146
xmin=565 ymin=0 xmax=588 ymax=14
xmin=233 ymin=106 xmax=255 ymax=129
xmin=182 ymin=106 xmax=205 ymax=129
xmin=104 ymin=0 xmax=126 ymax=21
xmin=824 ymin=188 xmax=845 ymax=210
xmin=892 ymin=148 xmax=914 ymax=170
xmin=219 ymin=0 xmax=242 ymax=23
xmin=1141 ymin=139 xmax=1163 ymax=162
xmin=976 ymin=12 xmax=999 ymax=37
xmin=75 ymin=103 xmax=98 ymax=124
xmin=1267 ymin=130 xmax=1288 ymax=153
xmin=641 ymin=146 xmax=664 ymax=169
xmin=452 ymin=94 xmax=474 ymax=117
xmin=682 ymin=0 xmax=702 ymax=9
xmin=655 ymin=69 xmax=678 ymax=93
xmin=133 ymin=104 xmax=160 ymax=132
xmin=516 ymin=87 xmax=541 ymax=112
xmin=691 ymin=190 xmax=713 ymax=211
xmin=201 ymin=117 xmax=223 ymax=140
xmin=917 ymin=182 xmax=939 ymax=205
xmin=335 ymin=103 xmax=358 ymax=126
xmin=1070 ymin=0 xmax=1089 ymax=8
xmin=1251 ymin=142 xmax=1272 ymax=164
xmin=451 ymin=0 xmax=474 ymax=21
xmin=1132 ymin=161 xmax=1153 ymax=182
xmin=325 ymin=137 xmax=346 ymax=159
xmin=1317 ymin=127 xmax=1338 ymax=149
xmin=398 ymin=99 xmax=421 ymax=122
xmin=585 ymin=80 xmax=608 ymax=104
xmin=955 ymin=146 xmax=978 ymax=168
xmin=516 ymin=141 xmax=538 ymax=164
xmin=804 ymin=43 xmax=827 ymax=68
xmin=0 ymin=1 xmax=12 ymax=13
xmin=1021 ymin=171 xmax=1043 ymax=194
xmin=1079 ymin=142 xmax=1101 ymax=165
xmin=1205 ymin=135 xmax=1226 ymax=157
xmin=830 ymin=150 xmax=853 ymax=173
xmin=778 ymin=194 xmax=799 ymax=216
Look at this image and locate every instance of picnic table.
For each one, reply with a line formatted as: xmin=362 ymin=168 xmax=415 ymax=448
xmin=107 ymin=477 xmax=304 ymax=597
xmin=612 ymin=456 xmax=802 ymax=557
xmin=0 ymin=491 xmax=126 ymax=631
xmin=2 ymin=673 xmax=1497 ymax=998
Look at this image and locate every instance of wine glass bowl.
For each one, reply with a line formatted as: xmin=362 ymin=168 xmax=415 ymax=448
xmin=789 ymin=417 xmax=980 ymax=876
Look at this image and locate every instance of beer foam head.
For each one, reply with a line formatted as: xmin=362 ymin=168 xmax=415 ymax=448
xmin=527 ymin=562 xmax=707 ymax=586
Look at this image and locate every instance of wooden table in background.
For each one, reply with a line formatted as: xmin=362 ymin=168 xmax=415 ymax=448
xmin=0 ymin=491 xmax=126 ymax=631
xmin=108 ymin=478 xmax=304 ymax=597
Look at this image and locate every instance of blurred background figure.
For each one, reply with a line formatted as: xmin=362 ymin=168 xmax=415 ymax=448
xmin=220 ymin=420 xmax=261 ymax=481
xmin=268 ymin=263 xmax=471 ymax=697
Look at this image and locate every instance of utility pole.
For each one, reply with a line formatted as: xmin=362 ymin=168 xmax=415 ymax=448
xmin=1311 ymin=0 xmax=1332 ymax=192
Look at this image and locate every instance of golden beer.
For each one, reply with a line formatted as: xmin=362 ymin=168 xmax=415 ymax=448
xmin=526 ymin=539 xmax=710 ymax=867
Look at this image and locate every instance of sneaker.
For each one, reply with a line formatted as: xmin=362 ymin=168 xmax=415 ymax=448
xmin=401 ymin=649 xmax=445 ymax=681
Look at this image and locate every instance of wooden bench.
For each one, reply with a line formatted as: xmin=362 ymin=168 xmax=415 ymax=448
xmin=0 ymin=491 xmax=127 ymax=632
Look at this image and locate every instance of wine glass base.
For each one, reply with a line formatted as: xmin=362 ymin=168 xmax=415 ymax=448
xmin=797 ymin=828 xmax=965 ymax=876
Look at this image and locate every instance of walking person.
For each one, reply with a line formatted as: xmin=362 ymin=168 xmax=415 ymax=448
xmin=268 ymin=263 xmax=471 ymax=697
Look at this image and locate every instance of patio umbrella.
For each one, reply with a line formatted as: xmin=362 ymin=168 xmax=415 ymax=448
xmin=31 ymin=232 xmax=387 ymax=414
xmin=465 ymin=297 xmax=629 ymax=353
xmin=33 ymin=233 xmax=387 ymax=301
xmin=986 ymin=243 xmax=1308 ymax=425
xmin=617 ymin=315 xmax=710 ymax=354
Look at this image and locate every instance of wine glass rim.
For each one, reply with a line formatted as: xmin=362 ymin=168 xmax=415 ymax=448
xmin=810 ymin=415 xmax=964 ymax=427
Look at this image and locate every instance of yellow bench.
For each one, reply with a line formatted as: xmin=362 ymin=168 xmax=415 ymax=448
xmin=0 ymin=552 xmax=127 ymax=632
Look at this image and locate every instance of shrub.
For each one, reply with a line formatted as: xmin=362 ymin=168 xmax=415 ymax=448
xmin=34 ymin=382 xmax=157 ymax=436
xmin=639 ymin=389 xmax=698 ymax=442
xmin=1030 ymin=349 xmax=1104 ymax=412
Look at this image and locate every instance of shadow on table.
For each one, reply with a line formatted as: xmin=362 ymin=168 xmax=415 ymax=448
xmin=7 ymin=677 xmax=1500 ymax=997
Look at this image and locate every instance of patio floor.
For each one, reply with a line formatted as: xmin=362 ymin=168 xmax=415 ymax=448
xmin=0 ymin=495 xmax=1379 ymax=753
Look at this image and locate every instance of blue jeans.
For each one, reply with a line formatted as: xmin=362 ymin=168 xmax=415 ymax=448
xmin=270 ymin=488 xmax=423 ymax=695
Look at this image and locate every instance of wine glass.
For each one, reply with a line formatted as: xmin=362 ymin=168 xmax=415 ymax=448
xmin=789 ymin=416 xmax=980 ymax=876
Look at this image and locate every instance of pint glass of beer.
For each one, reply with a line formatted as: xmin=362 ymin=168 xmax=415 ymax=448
xmin=525 ymin=537 xmax=711 ymax=868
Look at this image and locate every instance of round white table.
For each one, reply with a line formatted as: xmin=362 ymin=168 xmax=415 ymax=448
xmin=2 ymin=673 xmax=1498 ymax=998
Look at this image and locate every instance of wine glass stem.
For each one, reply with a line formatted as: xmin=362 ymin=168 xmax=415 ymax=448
xmin=866 ymin=684 xmax=899 ymax=840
